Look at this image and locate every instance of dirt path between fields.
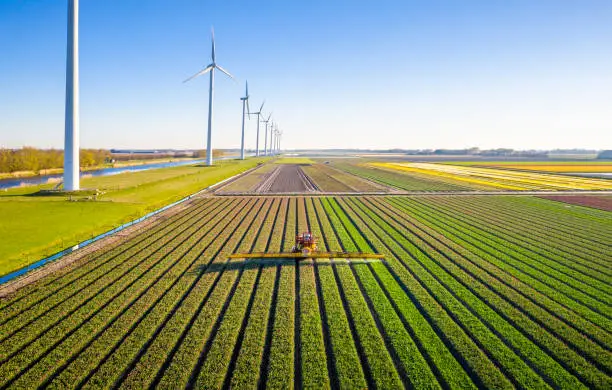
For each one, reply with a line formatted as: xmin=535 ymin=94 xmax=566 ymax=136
xmin=214 ymin=190 xmax=612 ymax=197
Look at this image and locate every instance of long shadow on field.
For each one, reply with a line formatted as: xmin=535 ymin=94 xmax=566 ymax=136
xmin=189 ymin=258 xmax=385 ymax=275
xmin=190 ymin=260 xmax=291 ymax=275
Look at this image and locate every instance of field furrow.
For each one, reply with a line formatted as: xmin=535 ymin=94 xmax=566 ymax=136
xmin=1 ymin=161 xmax=609 ymax=390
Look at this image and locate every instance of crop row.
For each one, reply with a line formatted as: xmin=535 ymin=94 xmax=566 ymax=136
xmin=1 ymin=195 xmax=609 ymax=389
xmin=0 ymin=198 xmax=233 ymax=363
xmin=333 ymin=162 xmax=478 ymax=191
xmin=0 ymin=198 xmax=252 ymax=388
xmin=375 ymin=162 xmax=612 ymax=190
xmin=368 ymin=198 xmax=612 ymax=351
xmin=352 ymin=197 xmax=610 ymax=386
xmin=422 ymin=196 xmax=612 ymax=279
xmin=340 ymin=197 xmax=611 ymax=388
xmin=384 ymin=197 xmax=612 ymax=324
xmin=0 ymin=198 xmax=219 ymax=317
xmin=406 ymin=197 xmax=612 ymax=298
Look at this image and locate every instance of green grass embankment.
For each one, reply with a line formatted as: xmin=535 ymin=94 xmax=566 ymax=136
xmin=0 ymin=158 xmax=268 ymax=276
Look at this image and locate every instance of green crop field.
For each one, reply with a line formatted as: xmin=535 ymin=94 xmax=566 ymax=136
xmin=331 ymin=161 xmax=486 ymax=191
xmin=1 ymin=191 xmax=610 ymax=389
xmin=0 ymin=158 xmax=268 ymax=276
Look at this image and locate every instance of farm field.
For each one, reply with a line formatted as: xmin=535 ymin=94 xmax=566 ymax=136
xmin=369 ymin=162 xmax=612 ymax=191
xmin=221 ymin=162 xmax=385 ymax=193
xmin=0 ymin=158 xmax=268 ymax=276
xmin=445 ymin=161 xmax=612 ymax=173
xmin=1 ymin=193 xmax=610 ymax=389
xmin=301 ymin=163 xmax=385 ymax=192
xmin=539 ymin=195 xmax=612 ymax=212
xmin=221 ymin=164 xmax=320 ymax=193
xmin=331 ymin=162 xmax=489 ymax=191
xmin=213 ymin=163 xmax=277 ymax=193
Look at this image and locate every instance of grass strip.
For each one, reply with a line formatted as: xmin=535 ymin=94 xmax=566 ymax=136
xmin=0 ymin=198 xmax=216 ymax=325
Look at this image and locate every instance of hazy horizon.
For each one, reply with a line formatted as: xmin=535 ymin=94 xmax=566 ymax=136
xmin=1 ymin=0 xmax=611 ymax=151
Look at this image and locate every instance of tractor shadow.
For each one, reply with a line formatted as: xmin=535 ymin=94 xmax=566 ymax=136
xmin=189 ymin=257 xmax=385 ymax=275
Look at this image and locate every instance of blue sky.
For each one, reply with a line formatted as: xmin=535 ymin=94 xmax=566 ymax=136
xmin=1 ymin=0 xmax=611 ymax=150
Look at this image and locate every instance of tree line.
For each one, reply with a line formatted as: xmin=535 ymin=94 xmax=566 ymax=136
xmin=0 ymin=148 xmax=227 ymax=174
xmin=0 ymin=148 xmax=110 ymax=174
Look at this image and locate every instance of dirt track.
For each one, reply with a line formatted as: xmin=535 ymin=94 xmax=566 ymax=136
xmin=215 ymin=190 xmax=612 ymax=197
xmin=253 ymin=165 xmax=319 ymax=193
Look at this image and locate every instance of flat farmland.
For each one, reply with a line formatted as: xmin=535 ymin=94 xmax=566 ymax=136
xmin=446 ymin=161 xmax=612 ymax=173
xmin=368 ymin=162 xmax=612 ymax=191
xmin=0 ymin=158 xmax=269 ymax=276
xmin=1 ymin=193 xmax=610 ymax=389
xmin=301 ymin=164 xmax=386 ymax=192
xmin=539 ymin=195 xmax=612 ymax=212
xmin=217 ymin=164 xmax=318 ymax=193
xmin=218 ymin=163 xmax=386 ymax=194
xmin=332 ymin=162 xmax=486 ymax=191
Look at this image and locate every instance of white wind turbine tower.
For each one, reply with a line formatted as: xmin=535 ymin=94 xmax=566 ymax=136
xmin=262 ymin=113 xmax=272 ymax=156
xmin=277 ymin=129 xmax=283 ymax=155
xmin=270 ymin=123 xmax=277 ymax=155
xmin=248 ymin=101 xmax=265 ymax=156
xmin=184 ymin=28 xmax=233 ymax=166
xmin=270 ymin=125 xmax=275 ymax=156
xmin=64 ymin=0 xmax=80 ymax=191
xmin=275 ymin=124 xmax=280 ymax=154
xmin=274 ymin=125 xmax=280 ymax=155
xmin=239 ymin=81 xmax=250 ymax=160
xmin=273 ymin=126 xmax=278 ymax=155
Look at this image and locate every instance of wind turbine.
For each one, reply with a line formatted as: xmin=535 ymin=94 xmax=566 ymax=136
xmin=277 ymin=129 xmax=283 ymax=155
xmin=64 ymin=0 xmax=80 ymax=191
xmin=273 ymin=125 xmax=279 ymax=155
xmin=239 ymin=81 xmax=250 ymax=160
xmin=248 ymin=101 xmax=265 ymax=156
xmin=270 ymin=123 xmax=276 ymax=155
xmin=184 ymin=28 xmax=233 ymax=166
xmin=274 ymin=125 xmax=280 ymax=155
xmin=262 ymin=113 xmax=272 ymax=156
xmin=270 ymin=125 xmax=274 ymax=156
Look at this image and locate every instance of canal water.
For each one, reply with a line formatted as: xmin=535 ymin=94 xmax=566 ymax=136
xmin=0 ymin=156 xmax=240 ymax=190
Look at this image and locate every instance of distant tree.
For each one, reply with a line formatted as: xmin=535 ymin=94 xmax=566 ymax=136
xmin=0 ymin=147 xmax=111 ymax=174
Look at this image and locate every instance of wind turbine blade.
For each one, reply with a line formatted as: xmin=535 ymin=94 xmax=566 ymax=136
xmin=247 ymin=100 xmax=251 ymax=119
xmin=259 ymin=101 xmax=265 ymax=112
xmin=245 ymin=80 xmax=249 ymax=97
xmin=267 ymin=113 xmax=272 ymax=121
xmin=211 ymin=27 xmax=216 ymax=63
xmin=216 ymin=65 xmax=234 ymax=79
xmin=183 ymin=65 xmax=213 ymax=83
